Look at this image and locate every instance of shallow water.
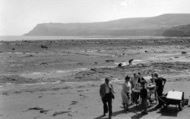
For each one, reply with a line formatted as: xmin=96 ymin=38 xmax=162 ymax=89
xmin=0 ymin=36 xmax=180 ymax=41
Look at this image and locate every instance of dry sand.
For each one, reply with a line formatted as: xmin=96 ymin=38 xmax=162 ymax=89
xmin=0 ymin=81 xmax=190 ymax=119
xmin=0 ymin=38 xmax=190 ymax=119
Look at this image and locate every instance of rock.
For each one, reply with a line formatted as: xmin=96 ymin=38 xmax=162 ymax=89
xmin=117 ymin=62 xmax=127 ymax=67
xmin=181 ymin=51 xmax=187 ymax=54
xmin=105 ymin=59 xmax=114 ymax=63
xmin=40 ymin=45 xmax=48 ymax=49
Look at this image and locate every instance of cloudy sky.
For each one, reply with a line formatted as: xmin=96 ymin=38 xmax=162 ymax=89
xmin=0 ymin=0 xmax=190 ymax=35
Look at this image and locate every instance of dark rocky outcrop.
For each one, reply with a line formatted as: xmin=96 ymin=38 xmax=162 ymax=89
xmin=163 ymin=24 xmax=190 ymax=37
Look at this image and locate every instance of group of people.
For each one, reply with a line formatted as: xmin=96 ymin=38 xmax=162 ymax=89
xmin=99 ymin=72 xmax=166 ymax=119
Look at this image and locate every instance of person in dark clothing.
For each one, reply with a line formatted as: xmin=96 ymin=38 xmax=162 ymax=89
xmin=131 ymin=73 xmax=141 ymax=105
xmin=154 ymin=73 xmax=166 ymax=108
xmin=150 ymin=73 xmax=156 ymax=84
xmin=100 ymin=78 xmax=114 ymax=119
xmin=138 ymin=72 xmax=147 ymax=97
xmin=137 ymin=72 xmax=146 ymax=85
xmin=140 ymin=82 xmax=148 ymax=114
xmin=128 ymin=59 xmax=134 ymax=65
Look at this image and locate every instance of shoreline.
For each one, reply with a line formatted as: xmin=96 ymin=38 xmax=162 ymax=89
xmin=1 ymin=36 xmax=190 ymax=42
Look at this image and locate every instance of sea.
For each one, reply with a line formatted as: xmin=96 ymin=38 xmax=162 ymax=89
xmin=0 ymin=36 xmax=172 ymax=41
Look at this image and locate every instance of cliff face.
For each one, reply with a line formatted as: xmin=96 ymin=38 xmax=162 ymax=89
xmin=163 ymin=24 xmax=190 ymax=36
xmin=25 ymin=14 xmax=190 ymax=36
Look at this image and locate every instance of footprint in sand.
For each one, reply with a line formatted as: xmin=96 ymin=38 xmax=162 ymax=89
xmin=70 ymin=101 xmax=78 ymax=105
xmin=27 ymin=107 xmax=48 ymax=114
xmin=52 ymin=111 xmax=70 ymax=117
xmin=38 ymin=95 xmax=43 ymax=98
xmin=79 ymin=93 xmax=87 ymax=98
xmin=77 ymin=89 xmax=84 ymax=92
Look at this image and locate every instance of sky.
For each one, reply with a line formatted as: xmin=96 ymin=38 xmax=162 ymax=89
xmin=0 ymin=0 xmax=190 ymax=36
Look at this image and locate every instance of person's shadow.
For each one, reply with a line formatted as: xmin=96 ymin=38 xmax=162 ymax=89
xmin=94 ymin=110 xmax=125 ymax=119
xmin=95 ymin=104 xmax=144 ymax=119
xmin=130 ymin=104 xmax=148 ymax=119
xmin=94 ymin=104 xmax=156 ymax=119
xmin=131 ymin=112 xmax=147 ymax=119
xmin=112 ymin=104 xmax=157 ymax=119
xmin=94 ymin=115 xmax=108 ymax=119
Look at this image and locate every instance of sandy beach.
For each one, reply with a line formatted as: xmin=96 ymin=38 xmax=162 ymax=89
xmin=0 ymin=38 xmax=190 ymax=119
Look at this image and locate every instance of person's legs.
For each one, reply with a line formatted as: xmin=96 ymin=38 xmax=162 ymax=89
xmin=102 ymin=97 xmax=108 ymax=115
xmin=131 ymin=91 xmax=134 ymax=104
xmin=128 ymin=93 xmax=131 ymax=105
xmin=159 ymin=87 xmax=164 ymax=105
xmin=141 ymin=98 xmax=148 ymax=114
xmin=126 ymin=93 xmax=131 ymax=110
xmin=149 ymin=89 xmax=154 ymax=104
xmin=155 ymin=89 xmax=158 ymax=102
xmin=108 ymin=98 xmax=112 ymax=119
xmin=156 ymin=87 xmax=163 ymax=107
xmin=153 ymin=88 xmax=157 ymax=103
xmin=135 ymin=92 xmax=140 ymax=104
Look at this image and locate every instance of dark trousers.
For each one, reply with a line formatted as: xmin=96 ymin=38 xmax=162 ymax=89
xmin=141 ymin=98 xmax=148 ymax=112
xmin=132 ymin=91 xmax=140 ymax=104
xmin=156 ymin=87 xmax=163 ymax=106
xmin=102 ymin=93 xmax=112 ymax=117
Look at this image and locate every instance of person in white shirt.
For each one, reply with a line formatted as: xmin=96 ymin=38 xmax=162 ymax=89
xmin=121 ymin=76 xmax=132 ymax=111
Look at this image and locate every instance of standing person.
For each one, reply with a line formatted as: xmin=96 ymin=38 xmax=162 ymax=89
xmin=149 ymin=73 xmax=157 ymax=103
xmin=140 ymin=82 xmax=148 ymax=114
xmin=100 ymin=78 xmax=114 ymax=119
xmin=154 ymin=73 xmax=166 ymax=108
xmin=131 ymin=73 xmax=140 ymax=104
xmin=150 ymin=73 xmax=156 ymax=84
xmin=121 ymin=76 xmax=132 ymax=111
xmin=138 ymin=72 xmax=146 ymax=85
xmin=131 ymin=73 xmax=138 ymax=89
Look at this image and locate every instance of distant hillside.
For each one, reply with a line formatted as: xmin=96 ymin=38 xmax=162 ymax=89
xmin=26 ymin=14 xmax=190 ymax=36
xmin=163 ymin=24 xmax=190 ymax=36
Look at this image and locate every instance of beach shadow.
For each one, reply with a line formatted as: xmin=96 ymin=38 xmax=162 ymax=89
xmin=94 ymin=115 xmax=109 ymax=119
xmin=112 ymin=104 xmax=143 ymax=117
xmin=157 ymin=106 xmax=179 ymax=117
xmin=130 ymin=104 xmax=159 ymax=119
xmin=94 ymin=110 xmax=125 ymax=119
xmin=131 ymin=112 xmax=148 ymax=119
xmin=112 ymin=110 xmax=125 ymax=116
xmin=147 ymin=105 xmax=161 ymax=112
xmin=129 ymin=104 xmax=148 ymax=119
xmin=128 ymin=104 xmax=143 ymax=112
xmin=95 ymin=104 xmax=158 ymax=119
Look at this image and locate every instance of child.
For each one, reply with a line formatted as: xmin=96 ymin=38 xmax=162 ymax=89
xmin=140 ymin=82 xmax=148 ymax=114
